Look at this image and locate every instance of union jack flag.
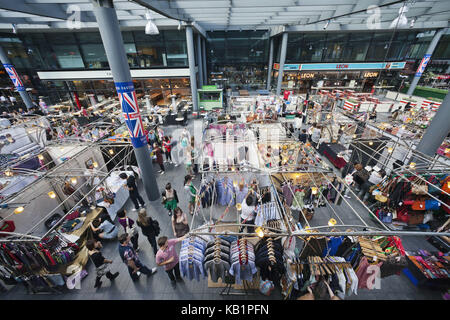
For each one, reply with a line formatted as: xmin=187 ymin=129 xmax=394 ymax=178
xmin=415 ymin=54 xmax=431 ymax=77
xmin=119 ymin=90 xmax=145 ymax=139
xmin=3 ymin=64 xmax=24 ymax=90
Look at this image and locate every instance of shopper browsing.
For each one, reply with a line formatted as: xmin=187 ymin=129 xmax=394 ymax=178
xmin=119 ymin=172 xmax=146 ymax=211
xmin=310 ymin=124 xmax=322 ymax=149
xmin=162 ymin=136 xmax=173 ymax=164
xmin=298 ymin=129 xmax=308 ymax=143
xmin=136 ymin=208 xmax=160 ymax=256
xmin=184 ymin=175 xmax=197 ymax=215
xmin=156 ymin=235 xmax=188 ymax=288
xmin=117 ymin=209 xmax=140 ymax=251
xmin=162 ymin=182 xmax=179 ymax=216
xmin=171 ymin=207 xmax=190 ymax=238
xmin=118 ymin=234 xmax=157 ymax=282
xmin=90 ymin=217 xmax=118 ymax=241
xmin=239 ymin=193 xmax=259 ymax=234
xmin=86 ymin=239 xmax=119 ymax=289
xmin=153 ymin=143 xmax=165 ymax=175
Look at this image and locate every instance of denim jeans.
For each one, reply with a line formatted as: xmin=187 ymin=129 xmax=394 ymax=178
xmin=128 ymin=260 xmax=152 ymax=281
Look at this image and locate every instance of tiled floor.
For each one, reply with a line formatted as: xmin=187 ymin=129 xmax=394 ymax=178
xmin=1 ymin=118 xmax=446 ymax=300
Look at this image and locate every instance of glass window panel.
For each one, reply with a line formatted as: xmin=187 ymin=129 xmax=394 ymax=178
xmin=80 ymin=44 xmax=109 ymax=69
xmin=51 ymin=44 xmax=84 ymax=68
xmin=135 ymin=43 xmax=165 ymax=67
xmin=76 ymin=33 xmax=103 ymax=43
xmin=122 ymin=31 xmax=134 ymax=43
xmin=46 ymin=33 xmax=77 ymax=44
xmin=133 ymin=31 xmax=164 ymax=43
xmin=166 ymin=40 xmax=187 ymax=66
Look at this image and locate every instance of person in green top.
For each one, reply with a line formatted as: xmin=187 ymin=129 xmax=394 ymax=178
xmin=162 ymin=183 xmax=179 ymax=217
xmin=184 ymin=175 xmax=197 ymax=215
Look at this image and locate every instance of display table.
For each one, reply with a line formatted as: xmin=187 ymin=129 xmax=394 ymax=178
xmin=318 ymin=143 xmax=348 ymax=169
xmin=97 ymin=168 xmax=140 ymax=220
xmin=60 ymin=207 xmax=104 ymax=244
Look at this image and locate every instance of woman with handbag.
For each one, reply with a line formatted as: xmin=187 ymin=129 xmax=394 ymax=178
xmin=171 ymin=207 xmax=190 ymax=238
xmin=136 ymin=209 xmax=160 ymax=255
xmin=162 ymin=182 xmax=179 ymax=217
xmin=117 ymin=209 xmax=139 ymax=251
xmin=358 ymin=169 xmax=386 ymax=202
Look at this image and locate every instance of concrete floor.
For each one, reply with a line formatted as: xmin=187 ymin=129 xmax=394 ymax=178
xmin=1 ymin=118 xmax=446 ymax=300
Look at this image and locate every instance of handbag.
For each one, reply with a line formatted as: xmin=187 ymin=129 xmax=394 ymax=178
xmin=125 ymin=218 xmax=138 ymax=237
xmin=441 ymin=175 xmax=450 ymax=194
xmin=411 ymin=178 xmax=427 ymax=195
xmin=408 ymin=211 xmax=424 ymax=225
xmin=424 ymin=199 xmax=440 ymax=211
xmin=375 ymin=194 xmax=388 ymax=203
xmin=411 ymin=200 xmax=426 ymax=211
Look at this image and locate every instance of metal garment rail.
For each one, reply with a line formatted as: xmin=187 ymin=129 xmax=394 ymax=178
xmin=346 ymin=138 xmax=450 ymax=211
xmin=0 ymin=143 xmax=122 ymax=223
xmin=0 ymin=145 xmax=134 ymax=242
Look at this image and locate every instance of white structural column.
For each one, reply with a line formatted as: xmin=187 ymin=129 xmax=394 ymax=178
xmin=90 ymin=0 xmax=159 ymax=201
xmin=202 ymin=37 xmax=207 ymax=85
xmin=196 ymin=33 xmax=204 ymax=88
xmin=267 ymin=38 xmax=274 ymax=91
xmin=413 ymin=91 xmax=450 ymax=164
xmin=186 ymin=26 xmax=198 ymax=111
xmin=276 ymin=32 xmax=288 ymax=96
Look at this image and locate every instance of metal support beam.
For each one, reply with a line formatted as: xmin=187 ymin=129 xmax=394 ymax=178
xmin=202 ymin=37 xmax=207 ymax=85
xmin=0 ymin=0 xmax=95 ymax=22
xmin=407 ymin=28 xmax=447 ymax=96
xmin=186 ymin=25 xmax=198 ymax=111
xmin=90 ymin=0 xmax=159 ymax=201
xmin=0 ymin=45 xmax=34 ymax=110
xmin=413 ymin=91 xmax=450 ymax=164
xmin=276 ymin=32 xmax=288 ymax=96
xmin=267 ymin=38 xmax=274 ymax=91
xmin=196 ymin=33 xmax=204 ymax=88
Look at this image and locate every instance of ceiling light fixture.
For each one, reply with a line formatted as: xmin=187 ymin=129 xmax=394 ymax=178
xmin=12 ymin=24 xmax=17 ymax=34
xmin=410 ymin=17 xmax=416 ymax=28
xmin=323 ymin=20 xmax=330 ymax=30
xmin=48 ymin=191 xmax=56 ymax=199
xmin=145 ymin=10 xmax=159 ymax=35
xmin=390 ymin=5 xmax=408 ymax=29
xmin=178 ymin=20 xmax=182 ymax=30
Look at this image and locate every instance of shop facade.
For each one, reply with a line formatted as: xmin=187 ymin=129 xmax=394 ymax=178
xmin=271 ymin=62 xmax=406 ymax=93
xmin=0 ymin=30 xmax=197 ymax=106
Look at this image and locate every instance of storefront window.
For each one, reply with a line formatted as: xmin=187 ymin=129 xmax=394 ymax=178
xmin=166 ymin=40 xmax=187 ymax=66
xmin=80 ymin=44 xmax=109 ymax=69
xmin=342 ymin=33 xmax=372 ymax=61
xmin=51 ymin=45 xmax=84 ymax=68
xmin=170 ymin=78 xmax=190 ymax=97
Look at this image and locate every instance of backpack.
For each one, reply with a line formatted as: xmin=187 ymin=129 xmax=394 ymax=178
xmin=151 ymin=219 xmax=160 ymax=237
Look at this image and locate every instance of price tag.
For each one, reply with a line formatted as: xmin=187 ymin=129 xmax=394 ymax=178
xmin=373 ymin=256 xmax=378 ymax=262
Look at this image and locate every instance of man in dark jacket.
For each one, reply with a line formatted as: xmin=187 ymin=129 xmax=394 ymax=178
xmin=298 ymin=129 xmax=308 ymax=143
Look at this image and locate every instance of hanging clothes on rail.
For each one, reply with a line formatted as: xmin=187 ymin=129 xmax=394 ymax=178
xmin=254 ymin=202 xmax=280 ymax=227
xmin=229 ymin=239 xmax=257 ymax=284
xmin=255 ymin=238 xmax=286 ymax=284
xmin=179 ymin=236 xmax=207 ymax=281
xmin=216 ymin=177 xmax=235 ymax=206
xmin=204 ymin=237 xmax=231 ymax=283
